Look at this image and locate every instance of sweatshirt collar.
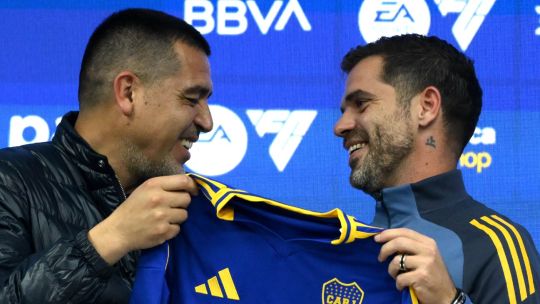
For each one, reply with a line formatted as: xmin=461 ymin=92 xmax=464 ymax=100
xmin=371 ymin=170 xmax=470 ymax=228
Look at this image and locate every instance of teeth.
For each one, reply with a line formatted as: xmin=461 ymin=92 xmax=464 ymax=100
xmin=180 ymin=139 xmax=193 ymax=150
xmin=348 ymin=143 xmax=366 ymax=155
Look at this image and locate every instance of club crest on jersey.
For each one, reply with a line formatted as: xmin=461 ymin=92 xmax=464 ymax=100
xmin=322 ymin=278 xmax=364 ymax=304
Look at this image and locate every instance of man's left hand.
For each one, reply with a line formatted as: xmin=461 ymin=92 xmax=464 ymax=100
xmin=375 ymin=228 xmax=457 ymax=304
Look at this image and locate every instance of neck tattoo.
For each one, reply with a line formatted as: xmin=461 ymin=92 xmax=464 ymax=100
xmin=426 ymin=136 xmax=436 ymax=148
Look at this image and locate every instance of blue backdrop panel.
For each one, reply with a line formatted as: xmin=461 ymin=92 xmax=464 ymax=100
xmin=0 ymin=1 xmax=538 ymax=248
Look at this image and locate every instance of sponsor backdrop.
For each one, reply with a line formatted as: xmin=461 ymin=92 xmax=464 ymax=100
xmin=1 ymin=1 xmax=539 ymax=247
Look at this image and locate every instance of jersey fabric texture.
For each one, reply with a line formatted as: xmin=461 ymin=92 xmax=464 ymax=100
xmin=131 ymin=174 xmax=417 ymax=304
xmin=371 ymin=169 xmax=540 ymax=304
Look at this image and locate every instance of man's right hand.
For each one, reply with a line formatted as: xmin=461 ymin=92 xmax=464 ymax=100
xmin=88 ymin=174 xmax=198 ymax=265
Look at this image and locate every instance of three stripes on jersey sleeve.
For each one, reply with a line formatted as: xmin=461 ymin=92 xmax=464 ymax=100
xmin=470 ymin=215 xmax=536 ymax=304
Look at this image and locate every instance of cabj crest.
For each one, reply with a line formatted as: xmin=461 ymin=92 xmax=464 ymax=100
xmin=322 ymin=278 xmax=364 ymax=304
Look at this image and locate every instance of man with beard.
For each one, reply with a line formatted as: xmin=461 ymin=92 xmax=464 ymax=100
xmin=0 ymin=9 xmax=212 ymax=303
xmin=334 ymin=34 xmax=540 ymax=304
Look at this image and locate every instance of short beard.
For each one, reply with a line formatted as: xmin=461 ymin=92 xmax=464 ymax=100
xmin=121 ymin=139 xmax=183 ymax=185
xmin=350 ymin=109 xmax=414 ymax=194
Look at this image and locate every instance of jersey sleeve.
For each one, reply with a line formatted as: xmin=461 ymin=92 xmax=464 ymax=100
xmin=467 ymin=216 xmax=540 ymax=304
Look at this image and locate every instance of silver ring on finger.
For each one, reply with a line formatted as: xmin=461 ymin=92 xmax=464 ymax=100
xmin=399 ymin=253 xmax=408 ymax=272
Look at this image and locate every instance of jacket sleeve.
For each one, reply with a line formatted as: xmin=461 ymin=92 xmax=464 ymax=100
xmin=0 ymin=182 xmax=115 ymax=303
xmin=467 ymin=220 xmax=540 ymax=304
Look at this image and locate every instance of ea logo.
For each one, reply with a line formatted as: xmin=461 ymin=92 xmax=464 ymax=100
xmin=186 ymin=105 xmax=248 ymax=176
xmin=358 ymin=0 xmax=430 ymax=43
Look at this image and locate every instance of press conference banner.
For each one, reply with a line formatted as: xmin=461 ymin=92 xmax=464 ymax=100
xmin=0 ymin=0 xmax=539 ymax=247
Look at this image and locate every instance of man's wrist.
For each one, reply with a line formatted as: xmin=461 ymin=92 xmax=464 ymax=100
xmin=74 ymin=229 xmax=114 ymax=277
xmin=88 ymin=222 xmax=129 ymax=265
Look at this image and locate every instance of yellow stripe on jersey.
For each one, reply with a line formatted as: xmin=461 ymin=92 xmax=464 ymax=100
xmin=191 ymin=176 xmax=224 ymax=201
xmin=196 ymin=178 xmax=218 ymax=199
xmin=333 ymin=211 xmax=349 ymax=245
xmin=482 ymin=216 xmax=527 ymax=301
xmin=189 ymin=173 xmax=229 ymax=190
xmin=213 ymin=188 xmax=247 ymax=208
xmin=195 ymin=268 xmax=240 ymax=300
xmin=218 ymin=268 xmax=240 ymax=300
xmin=195 ymin=283 xmax=208 ymax=295
xmin=346 ymin=216 xmax=379 ymax=243
xmin=470 ymin=219 xmax=517 ymax=304
xmin=492 ymin=215 xmax=536 ymax=296
xmin=190 ymin=174 xmax=247 ymax=205
xmin=233 ymin=192 xmax=351 ymax=245
xmin=207 ymin=276 xmax=224 ymax=298
xmin=410 ymin=288 xmax=419 ymax=304
xmin=215 ymin=191 xmax=237 ymax=221
xmin=353 ymin=220 xmax=385 ymax=231
xmin=189 ymin=174 xmax=385 ymax=246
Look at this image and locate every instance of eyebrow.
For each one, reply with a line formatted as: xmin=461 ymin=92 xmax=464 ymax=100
xmin=340 ymin=89 xmax=377 ymax=112
xmin=183 ymin=85 xmax=212 ymax=98
xmin=345 ymin=89 xmax=376 ymax=102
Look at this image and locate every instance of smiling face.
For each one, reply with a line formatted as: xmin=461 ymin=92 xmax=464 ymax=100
xmin=334 ymin=56 xmax=415 ymax=194
xmin=122 ymin=41 xmax=213 ymax=182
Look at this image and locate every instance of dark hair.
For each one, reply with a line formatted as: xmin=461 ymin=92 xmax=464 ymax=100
xmin=341 ymin=34 xmax=482 ymax=155
xmin=78 ymin=8 xmax=210 ymax=109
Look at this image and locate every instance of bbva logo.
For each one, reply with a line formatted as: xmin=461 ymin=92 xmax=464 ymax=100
xmin=184 ymin=0 xmax=311 ymax=35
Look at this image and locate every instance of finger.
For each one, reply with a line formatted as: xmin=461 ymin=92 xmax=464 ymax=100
xmin=164 ymin=223 xmax=181 ymax=241
xmin=144 ymin=190 xmax=192 ymax=209
xmin=168 ymin=192 xmax=193 ymax=209
xmin=388 ymin=254 xmax=420 ymax=278
xmin=388 ymin=254 xmax=402 ymax=279
xmin=184 ymin=176 xmax=199 ymax=196
xmin=150 ymin=174 xmax=199 ymax=195
xmin=379 ymin=236 xmax=420 ymax=261
xmin=375 ymin=228 xmax=432 ymax=244
xmin=395 ymin=270 xmax=416 ymax=291
xmin=166 ymin=208 xmax=188 ymax=225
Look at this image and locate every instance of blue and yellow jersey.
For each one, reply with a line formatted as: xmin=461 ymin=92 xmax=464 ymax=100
xmin=130 ymin=174 xmax=417 ymax=304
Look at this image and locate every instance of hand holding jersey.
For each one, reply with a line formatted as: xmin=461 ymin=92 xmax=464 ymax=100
xmin=376 ymin=228 xmax=457 ymax=304
xmin=130 ymin=174 xmax=419 ymax=304
xmin=88 ymin=174 xmax=197 ymax=265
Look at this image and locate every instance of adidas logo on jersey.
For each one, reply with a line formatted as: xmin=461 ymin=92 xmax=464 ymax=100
xmin=194 ymin=268 xmax=240 ymax=300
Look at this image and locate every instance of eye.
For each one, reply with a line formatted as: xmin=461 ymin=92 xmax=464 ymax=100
xmin=354 ymin=99 xmax=370 ymax=113
xmin=359 ymin=103 xmax=369 ymax=113
xmin=178 ymin=94 xmax=199 ymax=106
xmin=185 ymin=97 xmax=198 ymax=104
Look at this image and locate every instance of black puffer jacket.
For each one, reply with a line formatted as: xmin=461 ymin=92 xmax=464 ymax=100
xmin=0 ymin=112 xmax=138 ymax=303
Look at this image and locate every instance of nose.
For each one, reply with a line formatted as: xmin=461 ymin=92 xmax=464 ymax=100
xmin=195 ymin=101 xmax=213 ymax=133
xmin=334 ymin=110 xmax=355 ymax=138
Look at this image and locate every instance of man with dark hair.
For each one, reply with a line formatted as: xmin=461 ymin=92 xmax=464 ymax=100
xmin=335 ymin=34 xmax=540 ymax=304
xmin=0 ymin=8 xmax=213 ymax=303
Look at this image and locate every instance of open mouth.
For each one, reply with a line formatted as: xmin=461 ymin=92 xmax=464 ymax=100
xmin=348 ymin=142 xmax=367 ymax=155
xmin=180 ymin=139 xmax=194 ymax=150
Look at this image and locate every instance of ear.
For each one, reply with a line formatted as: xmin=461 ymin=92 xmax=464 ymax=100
xmin=113 ymin=71 xmax=139 ymax=116
xmin=417 ymin=86 xmax=442 ymax=128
